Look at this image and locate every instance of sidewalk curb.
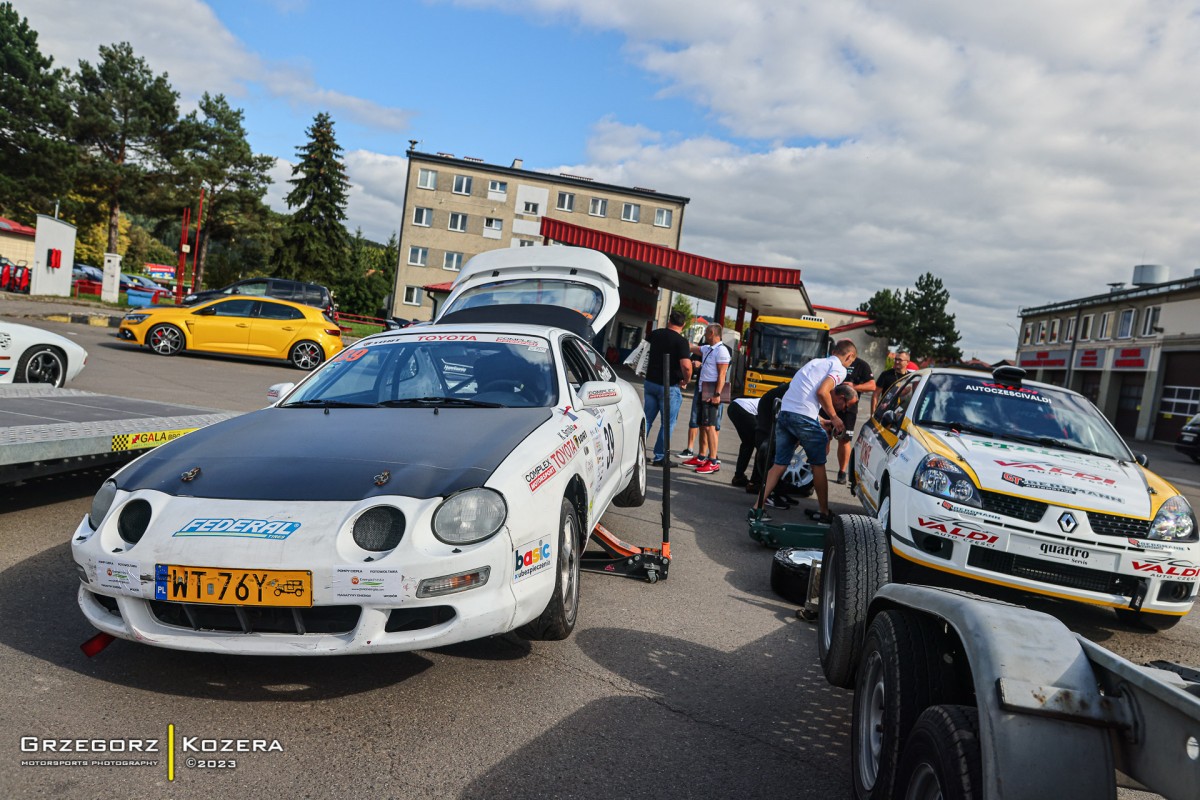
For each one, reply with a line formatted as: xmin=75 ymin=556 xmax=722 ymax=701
xmin=40 ymin=312 xmax=122 ymax=328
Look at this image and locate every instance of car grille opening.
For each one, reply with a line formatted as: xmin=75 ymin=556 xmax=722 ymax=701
xmin=1087 ymin=511 xmax=1152 ymax=539
xmin=384 ymin=606 xmax=456 ymax=632
xmin=980 ymin=491 xmax=1047 ymax=523
xmin=149 ymin=601 xmax=360 ymax=634
xmin=967 ymin=547 xmax=1138 ymax=596
xmin=89 ymin=591 xmax=122 ymax=617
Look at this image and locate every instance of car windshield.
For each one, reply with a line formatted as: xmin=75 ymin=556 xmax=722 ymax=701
xmin=912 ymin=373 xmax=1134 ymax=461
xmin=282 ymin=334 xmax=556 ymax=409
xmin=445 ymin=279 xmax=603 ymax=322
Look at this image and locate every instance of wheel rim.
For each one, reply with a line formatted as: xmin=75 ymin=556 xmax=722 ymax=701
xmin=857 ymin=650 xmax=886 ymax=789
xmin=635 ymin=433 xmax=647 ymax=493
xmin=150 ymin=326 xmax=181 ymax=355
xmin=878 ymin=493 xmax=891 ymax=534
xmin=820 ymin=543 xmax=838 ymax=651
xmin=293 ymin=342 xmax=322 ymax=369
xmin=904 ymin=763 xmax=942 ymax=800
xmin=560 ymin=510 xmax=580 ymax=622
xmin=25 ymin=351 xmax=64 ymax=385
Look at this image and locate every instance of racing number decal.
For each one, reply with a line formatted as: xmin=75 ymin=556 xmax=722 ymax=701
xmin=603 ymin=423 xmax=615 ymax=469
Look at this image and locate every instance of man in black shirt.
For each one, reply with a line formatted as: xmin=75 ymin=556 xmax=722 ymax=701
xmin=871 ymin=350 xmax=910 ymax=412
xmin=643 ymin=310 xmax=693 ymax=465
xmin=835 ymin=355 xmax=876 ymax=483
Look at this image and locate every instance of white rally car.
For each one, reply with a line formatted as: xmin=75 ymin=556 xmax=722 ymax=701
xmin=0 ymin=320 xmax=88 ymax=387
xmin=72 ymin=247 xmax=648 ymax=654
xmin=852 ymin=365 xmax=1197 ymax=630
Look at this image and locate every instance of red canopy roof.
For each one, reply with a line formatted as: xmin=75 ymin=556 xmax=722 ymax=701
xmin=0 ymin=216 xmax=36 ymax=237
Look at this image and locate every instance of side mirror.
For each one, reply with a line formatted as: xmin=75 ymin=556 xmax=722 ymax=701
xmin=1135 ymin=453 xmax=1149 ymax=467
xmin=578 ymin=381 xmax=622 ymax=408
xmin=267 ymin=382 xmax=295 ymax=405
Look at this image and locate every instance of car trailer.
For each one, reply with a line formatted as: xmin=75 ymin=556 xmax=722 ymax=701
xmin=809 ymin=513 xmax=1200 ymax=800
xmin=0 ymin=385 xmax=237 ymax=483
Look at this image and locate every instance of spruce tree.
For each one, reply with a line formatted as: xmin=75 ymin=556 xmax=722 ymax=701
xmin=859 ymin=272 xmax=962 ymax=363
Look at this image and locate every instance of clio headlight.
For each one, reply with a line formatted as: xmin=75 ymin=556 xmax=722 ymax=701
xmin=913 ymin=454 xmax=982 ymax=507
xmin=1149 ymin=495 xmax=1197 ymax=542
xmin=89 ymin=480 xmax=118 ymax=529
xmin=432 ymin=488 xmax=507 ymax=545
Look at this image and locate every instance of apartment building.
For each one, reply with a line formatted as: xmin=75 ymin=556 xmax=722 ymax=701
xmin=1015 ymin=264 xmax=1200 ymax=441
xmin=393 ymin=150 xmax=688 ymax=321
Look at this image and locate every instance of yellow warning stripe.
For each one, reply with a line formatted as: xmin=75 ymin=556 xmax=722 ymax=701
xmin=111 ymin=428 xmax=198 ymax=452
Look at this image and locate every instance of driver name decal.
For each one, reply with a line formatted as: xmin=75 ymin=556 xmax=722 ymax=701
xmin=174 ymin=518 xmax=301 ymax=540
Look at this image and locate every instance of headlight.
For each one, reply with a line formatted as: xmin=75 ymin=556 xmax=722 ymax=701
xmin=432 ymin=488 xmax=507 ymax=545
xmin=89 ymin=480 xmax=118 ymax=529
xmin=1149 ymin=495 xmax=1197 ymax=542
xmin=912 ymin=454 xmax=982 ymax=507
xmin=123 ymin=313 xmax=149 ymax=324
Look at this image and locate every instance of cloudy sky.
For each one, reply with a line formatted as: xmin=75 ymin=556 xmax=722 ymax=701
xmin=20 ymin=0 xmax=1200 ymax=361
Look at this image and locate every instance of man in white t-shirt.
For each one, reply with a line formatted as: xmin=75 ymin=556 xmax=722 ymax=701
xmin=682 ymin=324 xmax=732 ymax=475
xmin=752 ymin=339 xmax=859 ymax=522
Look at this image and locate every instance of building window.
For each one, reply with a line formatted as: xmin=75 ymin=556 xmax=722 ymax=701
xmin=1141 ymin=306 xmax=1161 ymax=336
xmin=484 ymin=217 xmax=503 ymax=232
xmin=417 ymin=168 xmax=437 ymax=190
xmin=654 ymin=208 xmax=673 ymax=227
xmin=621 ymin=203 xmax=641 ymax=222
xmin=1064 ymin=317 xmax=1076 ymax=343
xmin=489 ymin=180 xmax=507 ymax=194
xmin=452 ymin=175 xmax=473 ymax=195
xmin=413 ymin=207 xmax=432 ymax=227
xmin=1035 ymin=321 xmax=1047 ymax=344
xmin=403 ymin=286 xmax=423 ymax=306
xmin=1097 ymin=311 xmax=1112 ymax=340
xmin=1021 ymin=324 xmax=1032 ymax=345
xmin=556 ymin=192 xmax=575 ymax=212
xmin=518 ymin=239 xmax=535 ymax=247
xmin=1048 ymin=319 xmax=1060 ymax=343
xmin=1079 ymin=314 xmax=1093 ymax=341
xmin=589 ymin=198 xmax=608 ymax=217
xmin=1161 ymin=385 xmax=1200 ymax=417
xmin=1117 ymin=308 xmax=1136 ymax=339
xmin=523 ymin=201 xmax=540 ymax=215
xmin=443 ymin=251 xmax=463 ymax=271
xmin=407 ymin=246 xmax=428 ymax=266
xmin=448 ymin=212 xmax=467 ymax=232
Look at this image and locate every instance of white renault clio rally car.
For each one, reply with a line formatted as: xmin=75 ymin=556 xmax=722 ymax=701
xmin=72 ymin=247 xmax=648 ymax=654
xmin=852 ymin=365 xmax=1198 ymax=630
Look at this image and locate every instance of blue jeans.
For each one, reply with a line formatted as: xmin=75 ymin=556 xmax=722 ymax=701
xmin=774 ymin=411 xmax=830 ymax=466
xmin=688 ymin=385 xmax=723 ymax=430
xmin=643 ymin=382 xmax=683 ymax=460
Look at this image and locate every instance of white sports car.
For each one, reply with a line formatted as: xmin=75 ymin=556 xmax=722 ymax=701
xmin=852 ymin=365 xmax=1197 ymax=630
xmin=0 ymin=320 xmax=88 ymax=387
xmin=72 ymin=247 xmax=648 ymax=654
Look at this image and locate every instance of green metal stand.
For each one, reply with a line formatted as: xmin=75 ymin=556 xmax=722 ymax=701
xmin=747 ymin=509 xmax=829 ymax=548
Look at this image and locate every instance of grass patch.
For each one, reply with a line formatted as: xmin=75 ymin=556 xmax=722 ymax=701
xmin=341 ymin=321 xmax=385 ymax=338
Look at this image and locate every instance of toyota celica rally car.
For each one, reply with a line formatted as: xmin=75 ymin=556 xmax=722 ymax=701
xmin=852 ymin=365 xmax=1197 ymax=630
xmin=71 ymin=247 xmax=648 ymax=654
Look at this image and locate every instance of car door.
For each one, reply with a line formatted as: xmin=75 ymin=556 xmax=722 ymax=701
xmin=248 ymin=299 xmax=306 ymax=357
xmin=187 ymin=298 xmax=256 ymax=353
xmin=560 ymin=336 xmax=624 ymax=518
xmin=855 ymin=374 xmax=919 ymax=512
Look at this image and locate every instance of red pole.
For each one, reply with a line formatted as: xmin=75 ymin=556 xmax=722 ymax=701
xmin=190 ymin=187 xmax=205 ymax=293
xmin=175 ymin=207 xmax=190 ymax=303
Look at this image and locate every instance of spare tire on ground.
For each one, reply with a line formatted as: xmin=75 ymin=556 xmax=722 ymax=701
xmin=770 ymin=548 xmax=823 ymax=605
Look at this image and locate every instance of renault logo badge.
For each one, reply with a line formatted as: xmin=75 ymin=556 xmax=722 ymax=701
xmin=1058 ymin=511 xmax=1078 ymax=533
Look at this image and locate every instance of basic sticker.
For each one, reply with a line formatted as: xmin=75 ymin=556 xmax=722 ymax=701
xmin=514 ymin=539 xmax=553 ymax=583
xmin=173 ymin=518 xmax=302 ymax=540
xmin=111 ymin=428 xmax=197 ymax=452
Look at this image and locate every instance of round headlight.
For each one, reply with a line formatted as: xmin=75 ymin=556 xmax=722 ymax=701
xmin=432 ymin=489 xmax=507 ymax=545
xmin=118 ymin=499 xmax=152 ymax=545
xmin=89 ymin=480 xmax=118 ymax=529
xmin=352 ymin=506 xmax=406 ymax=551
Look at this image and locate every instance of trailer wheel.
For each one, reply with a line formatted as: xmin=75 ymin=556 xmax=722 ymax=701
xmin=896 ymin=705 xmax=983 ymax=800
xmin=1114 ymin=608 xmax=1183 ymax=631
xmin=852 ymin=610 xmax=953 ymax=800
xmin=818 ymin=514 xmax=891 ymax=688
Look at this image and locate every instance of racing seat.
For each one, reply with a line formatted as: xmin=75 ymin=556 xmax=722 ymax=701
xmin=472 ymin=353 xmax=548 ymax=405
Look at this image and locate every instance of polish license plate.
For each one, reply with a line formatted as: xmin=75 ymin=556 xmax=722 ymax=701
xmin=155 ymin=564 xmax=312 ymax=607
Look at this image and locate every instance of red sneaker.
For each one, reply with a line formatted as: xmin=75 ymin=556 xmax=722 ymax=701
xmin=695 ymin=461 xmax=721 ymax=474
xmin=682 ymin=456 xmax=706 ymax=468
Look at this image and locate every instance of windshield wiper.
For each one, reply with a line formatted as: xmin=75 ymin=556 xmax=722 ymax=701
xmin=378 ymin=396 xmax=504 ymax=409
xmin=280 ymin=399 xmax=379 ymax=409
xmin=995 ymin=432 xmax=1116 ymax=460
xmin=919 ymin=419 xmax=996 ymax=438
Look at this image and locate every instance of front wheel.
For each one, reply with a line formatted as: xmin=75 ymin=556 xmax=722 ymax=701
xmin=289 ymin=340 xmax=325 ymax=370
xmin=16 ymin=346 xmax=66 ymax=387
xmin=148 ymin=324 xmax=184 ymax=356
xmin=518 ymin=497 xmax=581 ymax=640
xmin=613 ymin=429 xmax=647 ymax=507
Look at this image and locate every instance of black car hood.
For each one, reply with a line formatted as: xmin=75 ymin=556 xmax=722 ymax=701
xmin=116 ymin=406 xmax=553 ymax=500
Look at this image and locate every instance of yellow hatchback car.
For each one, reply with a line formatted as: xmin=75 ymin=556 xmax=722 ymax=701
xmin=118 ymin=296 xmax=344 ymax=369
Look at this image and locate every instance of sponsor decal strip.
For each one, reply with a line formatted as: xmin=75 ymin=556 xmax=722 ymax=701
xmin=111 ymin=428 xmax=197 ymax=452
xmin=173 ymin=518 xmax=301 ymax=540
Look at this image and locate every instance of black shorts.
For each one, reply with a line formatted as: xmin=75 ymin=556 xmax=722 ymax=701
xmin=698 ymin=399 xmax=721 ymax=427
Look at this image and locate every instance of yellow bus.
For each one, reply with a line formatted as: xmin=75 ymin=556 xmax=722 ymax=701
xmin=735 ymin=315 xmax=831 ymax=397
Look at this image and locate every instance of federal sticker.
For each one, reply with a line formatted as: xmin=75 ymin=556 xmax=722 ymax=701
xmin=514 ymin=539 xmax=553 ymax=583
xmin=173 ymin=518 xmax=301 ymax=540
xmin=111 ymin=428 xmax=197 ymax=452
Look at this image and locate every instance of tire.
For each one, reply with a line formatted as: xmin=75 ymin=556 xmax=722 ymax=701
xmin=147 ymin=324 xmax=184 ymax=356
xmin=1114 ymin=608 xmax=1183 ymax=631
xmin=518 ymin=497 xmax=582 ymax=640
xmin=289 ymin=340 xmax=325 ymax=370
xmin=896 ymin=705 xmax=983 ymax=800
xmin=852 ymin=610 xmax=955 ymax=800
xmin=818 ymin=514 xmax=892 ymax=689
xmin=770 ymin=548 xmax=822 ymax=605
xmin=613 ymin=429 xmax=647 ymax=507
xmin=15 ymin=346 xmax=66 ymax=387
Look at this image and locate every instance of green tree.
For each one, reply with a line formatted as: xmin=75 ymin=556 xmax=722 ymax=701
xmin=68 ymin=42 xmax=179 ymax=254
xmin=0 ymin=3 xmax=73 ymax=220
xmin=859 ymin=272 xmax=962 ymax=362
xmin=174 ymin=93 xmax=274 ymax=289
xmin=271 ymin=112 xmax=350 ymax=284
